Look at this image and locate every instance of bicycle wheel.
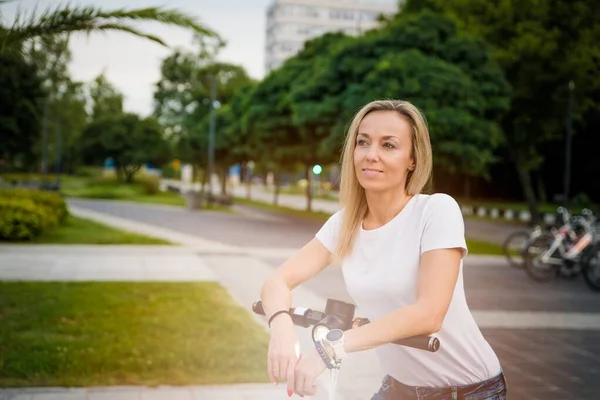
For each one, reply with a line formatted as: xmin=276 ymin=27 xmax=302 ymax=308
xmin=502 ymin=230 xmax=532 ymax=268
xmin=523 ymin=233 xmax=561 ymax=282
xmin=582 ymin=245 xmax=600 ymax=292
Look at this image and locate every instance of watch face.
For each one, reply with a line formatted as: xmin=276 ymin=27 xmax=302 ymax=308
xmin=312 ymin=324 xmax=330 ymax=342
xmin=326 ymin=329 xmax=344 ymax=342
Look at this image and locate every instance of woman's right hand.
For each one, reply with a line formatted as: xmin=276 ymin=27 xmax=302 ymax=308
xmin=267 ymin=315 xmax=300 ymax=390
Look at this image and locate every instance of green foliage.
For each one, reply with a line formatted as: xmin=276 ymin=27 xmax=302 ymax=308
xmin=0 ymin=1 xmax=222 ymax=172
xmin=1 ymin=4 xmax=222 ymax=56
xmin=0 ymin=54 xmax=45 ymax=169
xmin=78 ymin=113 xmax=170 ymax=182
xmin=288 ymin=11 xmax=510 ymax=178
xmin=89 ymin=73 xmax=123 ymax=120
xmin=0 ymin=198 xmax=48 ymax=240
xmin=400 ymin=0 xmax=600 ymax=212
xmin=153 ymin=46 xmax=257 ymax=178
xmin=0 ymin=188 xmax=69 ymax=240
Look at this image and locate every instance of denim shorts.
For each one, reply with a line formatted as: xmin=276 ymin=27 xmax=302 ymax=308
xmin=370 ymin=371 xmax=507 ymax=400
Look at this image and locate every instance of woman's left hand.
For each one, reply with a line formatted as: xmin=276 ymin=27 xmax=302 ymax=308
xmin=293 ymin=347 xmax=328 ymax=397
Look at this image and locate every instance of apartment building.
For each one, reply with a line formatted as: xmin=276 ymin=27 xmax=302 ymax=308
xmin=265 ymin=0 xmax=400 ymax=72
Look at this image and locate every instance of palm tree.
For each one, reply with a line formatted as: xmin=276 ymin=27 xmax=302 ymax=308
xmin=0 ymin=2 xmax=222 ymax=57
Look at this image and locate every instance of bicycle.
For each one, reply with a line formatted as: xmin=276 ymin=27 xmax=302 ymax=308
xmin=582 ymin=242 xmax=600 ymax=291
xmin=252 ymin=298 xmax=440 ymax=352
xmin=523 ymin=208 xmax=597 ymax=282
xmin=502 ymin=224 xmax=545 ymax=268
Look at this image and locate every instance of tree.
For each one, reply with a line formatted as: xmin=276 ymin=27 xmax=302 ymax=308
xmin=153 ymin=47 xmax=255 ymax=190
xmin=26 ymin=34 xmax=88 ymax=175
xmin=0 ymin=2 xmax=221 ymax=171
xmin=79 ymin=113 xmax=170 ymax=182
xmin=0 ymin=54 xmax=44 ymax=170
xmin=89 ymin=72 xmax=124 ymax=121
xmin=291 ymin=11 xmax=510 ymax=184
xmin=401 ymin=0 xmax=600 ymax=220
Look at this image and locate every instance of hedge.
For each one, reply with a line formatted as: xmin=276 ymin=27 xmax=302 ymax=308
xmin=0 ymin=189 xmax=69 ymax=241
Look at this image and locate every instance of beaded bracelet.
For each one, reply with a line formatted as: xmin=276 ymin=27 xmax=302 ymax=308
xmin=315 ymin=340 xmax=338 ymax=370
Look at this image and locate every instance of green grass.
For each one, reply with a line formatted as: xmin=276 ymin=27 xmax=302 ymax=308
xmin=61 ymin=178 xmax=186 ymax=207
xmin=466 ymin=238 xmax=506 ymax=256
xmin=0 ymin=282 xmax=270 ymax=387
xmin=23 ymin=216 xmax=172 ymax=245
xmin=61 ymin=177 xmax=234 ymax=213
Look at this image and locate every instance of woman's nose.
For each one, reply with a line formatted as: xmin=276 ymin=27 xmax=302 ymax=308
xmin=366 ymin=145 xmax=379 ymax=161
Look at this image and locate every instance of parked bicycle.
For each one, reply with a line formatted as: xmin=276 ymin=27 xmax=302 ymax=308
xmin=502 ymin=224 xmax=545 ymax=268
xmin=523 ymin=207 xmax=598 ymax=283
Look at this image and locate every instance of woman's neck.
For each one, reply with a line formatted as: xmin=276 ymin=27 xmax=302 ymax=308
xmin=364 ymin=187 xmax=413 ymax=228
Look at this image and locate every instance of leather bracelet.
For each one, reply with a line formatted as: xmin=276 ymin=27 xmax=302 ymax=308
xmin=268 ymin=310 xmax=291 ymax=327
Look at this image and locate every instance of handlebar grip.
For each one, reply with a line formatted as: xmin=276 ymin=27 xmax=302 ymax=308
xmin=252 ymin=301 xmax=265 ymax=316
xmin=393 ymin=335 xmax=440 ymax=353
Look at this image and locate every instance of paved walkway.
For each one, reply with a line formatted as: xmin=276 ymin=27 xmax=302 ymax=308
xmin=0 ymin=245 xmax=218 ymax=282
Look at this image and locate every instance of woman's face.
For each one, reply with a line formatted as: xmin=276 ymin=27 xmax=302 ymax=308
xmin=353 ymin=110 xmax=414 ymax=193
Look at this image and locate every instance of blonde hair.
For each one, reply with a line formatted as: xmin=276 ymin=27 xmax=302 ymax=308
xmin=334 ymin=99 xmax=433 ymax=260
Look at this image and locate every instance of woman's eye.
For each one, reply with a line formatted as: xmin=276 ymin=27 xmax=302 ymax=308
xmin=357 ymin=139 xmax=368 ymax=146
xmin=384 ymin=143 xmax=395 ymax=149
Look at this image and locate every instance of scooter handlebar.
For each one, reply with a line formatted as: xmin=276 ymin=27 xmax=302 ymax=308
xmin=252 ymin=300 xmax=439 ymax=353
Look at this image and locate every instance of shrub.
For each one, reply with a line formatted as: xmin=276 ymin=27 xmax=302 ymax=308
xmin=0 ymin=188 xmax=69 ymax=223
xmin=137 ymin=176 xmax=160 ymax=195
xmin=0 ymin=198 xmax=51 ymax=240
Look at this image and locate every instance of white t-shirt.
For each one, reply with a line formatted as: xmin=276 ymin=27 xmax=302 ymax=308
xmin=315 ymin=193 xmax=501 ymax=387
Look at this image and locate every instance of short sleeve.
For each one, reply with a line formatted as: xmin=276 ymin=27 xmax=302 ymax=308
xmin=315 ymin=210 xmax=343 ymax=254
xmin=420 ymin=194 xmax=468 ymax=258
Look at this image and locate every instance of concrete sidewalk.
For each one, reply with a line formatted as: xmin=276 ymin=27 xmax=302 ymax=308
xmin=0 ymin=245 xmax=218 ymax=282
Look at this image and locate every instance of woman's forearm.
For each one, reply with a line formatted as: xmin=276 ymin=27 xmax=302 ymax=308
xmin=343 ymin=304 xmax=438 ymax=353
xmin=260 ymin=276 xmax=294 ymax=325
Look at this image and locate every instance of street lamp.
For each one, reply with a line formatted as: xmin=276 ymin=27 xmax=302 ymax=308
xmin=563 ymin=80 xmax=575 ymax=207
xmin=207 ymin=74 xmax=218 ymax=202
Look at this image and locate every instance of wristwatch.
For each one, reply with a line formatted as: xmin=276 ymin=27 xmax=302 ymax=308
xmin=323 ymin=329 xmax=347 ymax=363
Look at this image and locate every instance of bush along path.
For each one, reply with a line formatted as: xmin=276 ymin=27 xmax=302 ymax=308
xmin=0 ymin=188 xmax=171 ymax=245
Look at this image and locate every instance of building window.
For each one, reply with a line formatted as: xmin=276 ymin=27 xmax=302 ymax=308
xmin=360 ymin=11 xmax=380 ymax=21
xmin=329 ymin=9 xmax=355 ymax=20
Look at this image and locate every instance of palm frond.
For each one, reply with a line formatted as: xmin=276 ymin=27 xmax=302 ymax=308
xmin=1 ymin=4 xmax=221 ymax=54
xmin=96 ymin=7 xmax=218 ymax=39
xmin=74 ymin=23 xmax=167 ymax=46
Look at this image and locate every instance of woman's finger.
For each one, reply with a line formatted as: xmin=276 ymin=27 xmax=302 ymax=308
xmin=276 ymin=359 xmax=287 ymax=382
xmin=302 ymin=375 xmax=315 ymax=396
xmin=286 ymin=356 xmax=298 ymax=396
xmin=267 ymin=356 xmax=277 ymax=384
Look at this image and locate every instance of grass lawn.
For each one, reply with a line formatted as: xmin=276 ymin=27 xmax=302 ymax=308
xmin=24 ymin=216 xmax=172 ymax=245
xmin=466 ymin=238 xmax=506 ymax=256
xmin=0 ymin=282 xmax=270 ymax=387
xmin=61 ymin=178 xmax=187 ymax=207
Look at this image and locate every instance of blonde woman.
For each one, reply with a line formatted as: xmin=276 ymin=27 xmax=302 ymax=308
xmin=260 ymin=100 xmax=507 ymax=399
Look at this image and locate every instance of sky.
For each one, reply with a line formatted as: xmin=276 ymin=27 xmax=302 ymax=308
xmin=2 ymin=0 xmax=272 ymax=116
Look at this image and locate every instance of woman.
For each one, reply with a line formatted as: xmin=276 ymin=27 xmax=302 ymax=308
xmin=260 ymin=100 xmax=507 ymax=399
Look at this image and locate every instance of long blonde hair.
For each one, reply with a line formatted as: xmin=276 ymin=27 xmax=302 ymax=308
xmin=334 ymin=99 xmax=433 ymax=260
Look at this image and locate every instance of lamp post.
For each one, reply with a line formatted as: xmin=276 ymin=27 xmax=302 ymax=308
xmin=207 ymin=74 xmax=217 ymax=201
xmin=563 ymin=80 xmax=575 ymax=207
